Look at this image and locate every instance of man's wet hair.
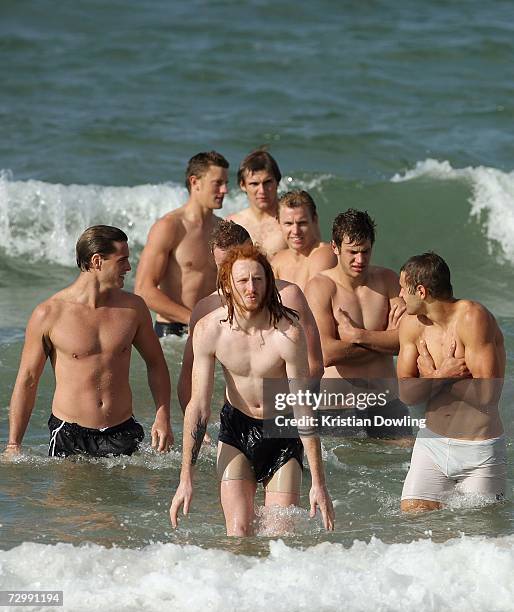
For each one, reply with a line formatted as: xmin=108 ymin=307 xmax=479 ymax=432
xmin=185 ymin=151 xmax=229 ymax=193
xmin=76 ymin=225 xmax=128 ymax=271
xmin=217 ymin=243 xmax=298 ymax=327
xmin=401 ymin=252 xmax=453 ymax=299
xmin=237 ymin=148 xmax=281 ymax=186
xmin=332 ymin=209 xmax=376 ymax=247
xmin=278 ymin=190 xmax=318 ymax=220
xmin=209 ymin=220 xmax=251 ymax=252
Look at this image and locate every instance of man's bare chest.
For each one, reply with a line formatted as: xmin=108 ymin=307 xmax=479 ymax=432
xmin=172 ymin=227 xmax=216 ymax=273
xmin=420 ymin=326 xmax=464 ymax=368
xmin=216 ymin=332 xmax=283 ymax=377
xmin=50 ymin=310 xmax=138 ymax=358
xmin=332 ymin=287 xmax=389 ymax=330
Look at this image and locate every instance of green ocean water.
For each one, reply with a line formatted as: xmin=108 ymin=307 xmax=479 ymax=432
xmin=1 ymin=1 xmax=514 ymax=609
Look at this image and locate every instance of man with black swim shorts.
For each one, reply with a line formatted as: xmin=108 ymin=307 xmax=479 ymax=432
xmin=5 ymin=225 xmax=173 ymax=458
xmin=170 ymin=244 xmax=334 ymax=536
xmin=135 ymin=151 xmax=229 ymax=337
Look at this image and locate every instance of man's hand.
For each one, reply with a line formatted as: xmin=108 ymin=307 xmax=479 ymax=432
xmin=436 ymin=340 xmax=471 ymax=379
xmin=151 ymin=416 xmax=174 ymax=452
xmin=416 ymin=339 xmax=437 ymax=377
xmin=203 ymin=431 xmax=212 ymax=445
xmin=387 ymin=298 xmax=406 ymax=330
xmin=336 ymin=310 xmax=361 ymax=343
xmin=309 ymin=483 xmax=335 ymax=531
xmin=169 ymin=479 xmax=193 ymax=528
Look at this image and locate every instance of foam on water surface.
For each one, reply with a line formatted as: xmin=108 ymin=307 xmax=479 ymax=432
xmin=392 ymin=159 xmax=514 ymax=264
xmin=0 ymin=536 xmax=513 ymax=612
xmin=0 ymin=171 xmax=332 ymax=266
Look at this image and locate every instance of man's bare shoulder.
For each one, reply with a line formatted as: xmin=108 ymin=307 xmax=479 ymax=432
xmin=309 ymin=242 xmax=335 ymax=261
xmin=369 ymin=265 xmax=399 ymax=283
xmin=272 ymin=316 xmax=305 ymax=354
xmin=190 ymin=293 xmax=224 ymax=329
xmin=305 ymin=271 xmax=337 ymax=296
xmin=29 ymin=295 xmax=64 ymax=327
xmin=145 ymin=208 xmax=186 ymax=248
xmin=193 ymin=306 xmax=226 ymax=338
xmin=398 ymin=313 xmax=424 ymax=339
xmin=456 ymin=299 xmax=499 ymax=336
xmin=271 ymin=248 xmax=292 ymax=267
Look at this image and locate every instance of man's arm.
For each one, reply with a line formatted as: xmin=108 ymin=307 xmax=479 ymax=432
xmin=340 ymin=270 xmax=404 ymax=355
xmin=132 ymin=298 xmax=173 ymax=452
xmin=170 ymin=318 xmax=216 ymax=527
xmin=134 ymin=217 xmax=191 ymax=324
xmin=279 ymin=282 xmax=324 ymax=379
xmin=6 ymin=304 xmax=51 ymax=454
xmin=446 ymin=306 xmax=504 ymax=408
xmin=305 ymin=276 xmax=372 ymax=367
xmin=177 ymin=296 xmax=220 ymax=413
xmin=280 ymin=323 xmax=334 ymax=531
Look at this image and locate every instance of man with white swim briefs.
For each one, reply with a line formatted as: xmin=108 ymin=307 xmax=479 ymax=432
xmin=170 ymin=243 xmax=334 ymax=535
xmin=397 ymin=252 xmax=506 ymax=512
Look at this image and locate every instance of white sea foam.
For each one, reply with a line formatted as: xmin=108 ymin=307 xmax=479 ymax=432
xmin=0 ymin=171 xmax=331 ymax=265
xmin=0 ymin=536 xmax=513 ymax=611
xmin=392 ymin=159 xmax=514 ymax=263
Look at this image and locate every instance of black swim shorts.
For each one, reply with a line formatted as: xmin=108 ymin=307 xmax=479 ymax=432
xmin=48 ymin=414 xmax=145 ymax=458
xmin=218 ymin=402 xmax=303 ymax=482
xmin=154 ymin=321 xmax=188 ymax=338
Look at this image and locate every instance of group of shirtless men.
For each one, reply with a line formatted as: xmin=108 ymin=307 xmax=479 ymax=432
xmin=6 ymin=149 xmax=507 ymax=536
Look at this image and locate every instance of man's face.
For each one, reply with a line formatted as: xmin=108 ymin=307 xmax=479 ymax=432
xmin=278 ymin=205 xmax=318 ymax=253
xmin=333 ymin=237 xmax=372 ymax=279
xmin=230 ymin=258 xmax=267 ymax=313
xmin=399 ymin=271 xmax=423 ymax=315
xmin=240 ymin=169 xmax=278 ymax=212
xmin=101 ymin=241 xmax=131 ymax=288
xmin=191 ymin=165 xmax=229 ymax=209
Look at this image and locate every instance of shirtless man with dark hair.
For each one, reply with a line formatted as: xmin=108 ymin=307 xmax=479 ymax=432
xmin=170 ymin=244 xmax=334 ymax=536
xmin=227 ymin=149 xmax=286 ymax=258
xmin=135 ymin=151 xmax=229 ymax=337
xmin=5 ymin=225 xmax=173 ymax=458
xmin=305 ymin=209 xmax=410 ymax=440
xmin=398 ymin=252 xmax=506 ymax=512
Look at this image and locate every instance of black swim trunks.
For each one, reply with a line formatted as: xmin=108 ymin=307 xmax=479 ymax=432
xmin=48 ymin=414 xmax=144 ymax=458
xmin=154 ymin=321 xmax=188 ymax=338
xmin=218 ymin=402 xmax=304 ymax=483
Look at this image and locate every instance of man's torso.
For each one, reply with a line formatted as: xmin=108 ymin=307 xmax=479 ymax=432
xmin=205 ymin=308 xmax=292 ymax=418
xmin=46 ymin=290 xmax=140 ymax=428
xmin=414 ymin=301 xmax=504 ymax=439
xmin=157 ymin=210 xmax=219 ymax=322
xmin=322 ymin=267 xmax=395 ymax=379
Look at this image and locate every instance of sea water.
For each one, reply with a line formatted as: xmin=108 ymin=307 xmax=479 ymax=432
xmin=1 ymin=1 xmax=513 ymax=610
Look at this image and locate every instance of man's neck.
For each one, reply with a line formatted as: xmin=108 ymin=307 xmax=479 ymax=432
xmin=289 ymin=239 xmax=319 ymax=259
xmin=248 ymin=203 xmax=278 ymax=221
xmin=423 ymin=299 xmax=458 ymax=328
xmin=334 ymin=267 xmax=369 ymax=290
xmin=184 ymin=197 xmax=214 ymax=221
xmin=72 ymin=275 xmax=119 ymax=308
xmin=232 ymin=306 xmax=270 ymax=333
